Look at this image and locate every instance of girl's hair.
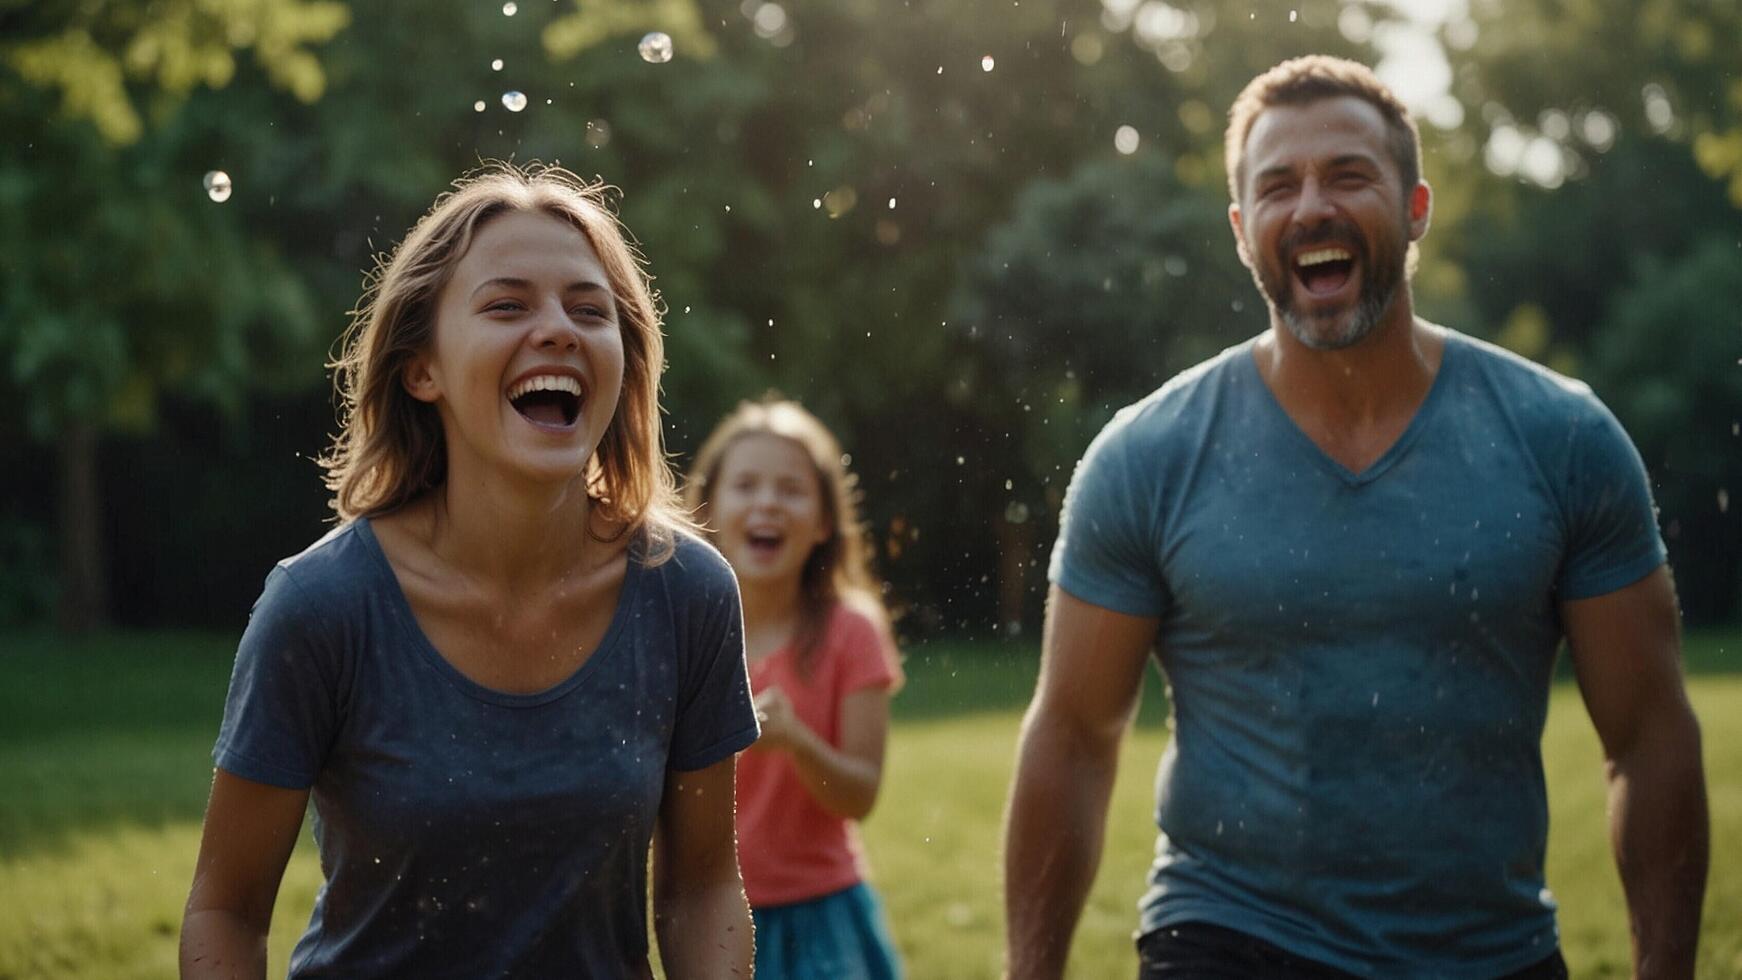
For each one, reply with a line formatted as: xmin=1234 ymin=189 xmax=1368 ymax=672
xmin=684 ymin=398 xmax=889 ymax=676
xmin=319 ymin=162 xmax=681 ymax=560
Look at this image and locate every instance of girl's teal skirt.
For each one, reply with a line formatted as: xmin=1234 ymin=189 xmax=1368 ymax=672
xmin=751 ymin=881 xmax=902 ymax=980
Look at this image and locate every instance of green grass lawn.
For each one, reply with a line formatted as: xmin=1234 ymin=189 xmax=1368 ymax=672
xmin=1 ymin=630 xmax=1738 ymax=978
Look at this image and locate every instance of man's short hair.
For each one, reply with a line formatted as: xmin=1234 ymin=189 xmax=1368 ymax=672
xmin=1224 ymin=55 xmax=1422 ymax=203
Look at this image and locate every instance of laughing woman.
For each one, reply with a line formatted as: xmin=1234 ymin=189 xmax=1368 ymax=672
xmin=180 ymin=165 xmax=758 ymax=979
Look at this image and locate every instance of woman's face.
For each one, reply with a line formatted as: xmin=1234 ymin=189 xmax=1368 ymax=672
xmin=709 ymin=433 xmax=832 ymax=592
xmin=406 ymin=209 xmax=626 ymax=489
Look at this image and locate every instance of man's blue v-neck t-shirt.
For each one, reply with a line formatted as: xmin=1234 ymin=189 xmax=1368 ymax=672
xmin=1049 ymin=329 xmax=1665 ymax=977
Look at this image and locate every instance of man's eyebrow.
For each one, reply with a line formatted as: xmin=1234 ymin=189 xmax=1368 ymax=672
xmin=1326 ymin=153 xmax=1382 ymax=170
xmin=1253 ymin=163 xmax=1297 ymax=184
xmin=1252 ymin=152 xmax=1386 ymax=189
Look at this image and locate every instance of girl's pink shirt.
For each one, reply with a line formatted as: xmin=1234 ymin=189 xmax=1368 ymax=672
xmin=735 ymin=602 xmax=903 ymax=908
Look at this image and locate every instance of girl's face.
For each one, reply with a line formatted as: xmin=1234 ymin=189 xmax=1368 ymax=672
xmin=405 ymin=210 xmax=626 ymax=489
xmin=710 ymin=433 xmax=831 ymax=591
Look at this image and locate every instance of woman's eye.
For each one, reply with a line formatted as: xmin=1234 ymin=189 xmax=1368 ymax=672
xmin=484 ymin=299 xmax=524 ymax=313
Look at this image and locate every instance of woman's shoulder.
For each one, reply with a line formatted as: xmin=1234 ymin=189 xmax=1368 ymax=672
xmin=272 ymin=521 xmax=385 ymax=596
xmin=251 ymin=520 xmax=388 ymax=631
xmin=637 ymin=522 xmax=739 ymax=604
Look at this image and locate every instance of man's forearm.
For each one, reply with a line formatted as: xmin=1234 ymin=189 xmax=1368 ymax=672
xmin=1608 ymin=712 xmax=1707 ymax=979
xmin=1003 ymin=712 xmax=1123 ymax=980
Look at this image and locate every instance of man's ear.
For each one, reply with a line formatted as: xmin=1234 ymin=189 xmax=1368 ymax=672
xmin=403 ymin=352 xmax=440 ymax=404
xmin=1229 ymin=203 xmax=1254 ymax=270
xmin=1408 ymin=180 xmax=1433 ymax=241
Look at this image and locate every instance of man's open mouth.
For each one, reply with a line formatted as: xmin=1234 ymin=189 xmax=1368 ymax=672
xmin=1292 ymin=245 xmax=1355 ymax=297
xmin=507 ymin=374 xmax=583 ymax=427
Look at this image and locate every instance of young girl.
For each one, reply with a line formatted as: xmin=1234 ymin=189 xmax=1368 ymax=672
xmin=180 ymin=164 xmax=758 ymax=978
xmin=686 ymin=399 xmax=905 ymax=980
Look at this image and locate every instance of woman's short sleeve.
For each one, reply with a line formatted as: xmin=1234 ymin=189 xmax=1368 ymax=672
xmin=213 ymin=565 xmax=343 ymax=789
xmin=667 ymin=543 xmax=760 ymax=772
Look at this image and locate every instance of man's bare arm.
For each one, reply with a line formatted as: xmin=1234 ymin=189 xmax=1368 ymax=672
xmin=1562 ymin=566 xmax=1707 ymax=979
xmin=1003 ymin=586 xmax=1159 ymax=980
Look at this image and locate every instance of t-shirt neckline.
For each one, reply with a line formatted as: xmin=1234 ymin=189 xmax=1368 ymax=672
xmin=353 ymin=517 xmax=643 ymax=707
xmin=1240 ymin=328 xmax=1460 ymax=488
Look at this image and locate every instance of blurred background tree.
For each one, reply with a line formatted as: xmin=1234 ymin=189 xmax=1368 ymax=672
xmin=2 ymin=0 xmax=1736 ymax=637
xmin=1 ymin=0 xmax=349 ymax=632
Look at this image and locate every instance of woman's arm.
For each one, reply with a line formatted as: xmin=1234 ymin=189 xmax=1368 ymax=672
xmin=752 ymin=685 xmax=891 ymax=819
xmin=652 ymin=756 xmax=754 ymax=979
xmin=180 ymin=770 xmax=309 ymax=979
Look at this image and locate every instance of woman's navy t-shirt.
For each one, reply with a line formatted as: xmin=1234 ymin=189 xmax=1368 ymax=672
xmin=213 ymin=520 xmax=758 ymax=977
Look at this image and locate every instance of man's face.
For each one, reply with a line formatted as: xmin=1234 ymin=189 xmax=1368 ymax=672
xmin=1229 ymin=96 xmax=1429 ymax=350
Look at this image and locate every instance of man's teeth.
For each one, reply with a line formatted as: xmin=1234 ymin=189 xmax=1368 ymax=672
xmin=1295 ymin=247 xmax=1353 ymax=268
xmin=507 ymin=375 xmax=582 ymax=400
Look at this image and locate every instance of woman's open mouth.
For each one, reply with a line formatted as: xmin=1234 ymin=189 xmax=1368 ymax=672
xmin=507 ymin=374 xmax=583 ymax=428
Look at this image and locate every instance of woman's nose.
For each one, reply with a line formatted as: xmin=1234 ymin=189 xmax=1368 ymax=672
xmin=529 ymin=299 xmax=580 ymax=350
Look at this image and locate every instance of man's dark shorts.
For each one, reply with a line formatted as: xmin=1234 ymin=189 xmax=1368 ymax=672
xmin=1136 ymin=922 xmax=1569 ymax=980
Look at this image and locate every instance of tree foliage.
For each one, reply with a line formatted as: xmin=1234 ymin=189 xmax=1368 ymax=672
xmin=2 ymin=0 xmax=1737 ymax=630
xmin=1442 ymin=2 xmax=1742 ymax=621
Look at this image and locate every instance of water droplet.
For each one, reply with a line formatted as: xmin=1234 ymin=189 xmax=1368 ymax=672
xmin=473 ymin=100 xmax=486 ymax=112
xmin=203 ymin=170 xmax=233 ymax=202
xmin=502 ymin=91 xmax=527 ymax=111
xmin=981 ymin=54 xmax=995 ymax=71
xmin=887 ymin=197 xmax=896 ymax=209
xmin=502 ymin=1 xmax=517 ymax=13
xmin=1114 ymin=125 xmax=1140 ymax=155
xmin=639 ymin=31 xmax=674 ymax=63
xmin=491 ymin=58 xmax=504 ymax=71
xmin=751 ymin=2 xmax=787 ymax=38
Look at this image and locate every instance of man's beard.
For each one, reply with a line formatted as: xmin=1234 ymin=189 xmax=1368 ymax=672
xmin=1254 ymin=217 xmax=1407 ymax=351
